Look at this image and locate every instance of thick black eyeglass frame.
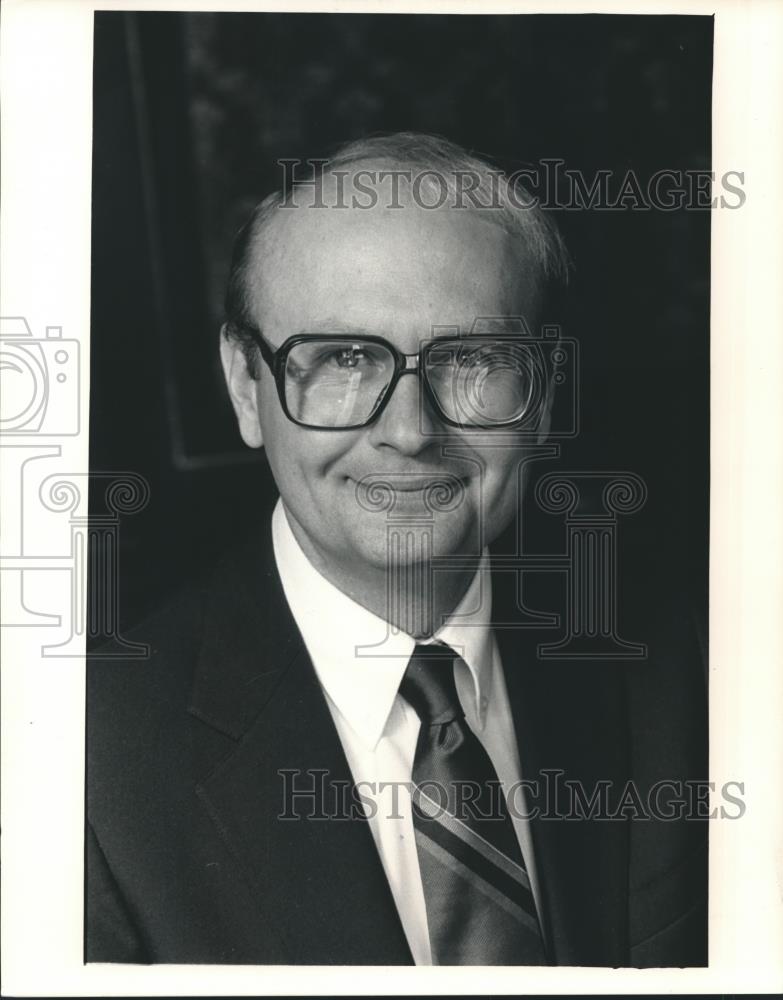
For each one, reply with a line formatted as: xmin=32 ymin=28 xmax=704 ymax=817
xmin=234 ymin=322 xmax=541 ymax=430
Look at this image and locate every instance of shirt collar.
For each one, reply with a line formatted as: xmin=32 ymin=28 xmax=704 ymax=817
xmin=271 ymin=499 xmax=494 ymax=750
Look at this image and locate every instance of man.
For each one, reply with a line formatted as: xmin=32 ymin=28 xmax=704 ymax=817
xmin=86 ymin=133 xmax=707 ymax=966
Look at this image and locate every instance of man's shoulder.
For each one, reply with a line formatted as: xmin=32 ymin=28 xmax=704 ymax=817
xmin=87 ymin=523 xmax=284 ymax=743
xmin=85 ymin=530 xmax=283 ymax=825
xmin=85 ymin=572 xmax=214 ymax=793
xmin=88 ymin=525 xmax=278 ymax=697
xmin=87 ymin=574 xmax=205 ymax=701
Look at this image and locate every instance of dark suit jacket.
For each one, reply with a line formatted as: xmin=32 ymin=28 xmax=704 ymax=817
xmin=86 ymin=521 xmax=708 ymax=966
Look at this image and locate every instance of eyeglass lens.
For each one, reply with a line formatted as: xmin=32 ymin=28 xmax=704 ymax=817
xmin=284 ymin=340 xmax=395 ymax=427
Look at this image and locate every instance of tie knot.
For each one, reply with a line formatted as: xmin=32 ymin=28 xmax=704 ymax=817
xmin=400 ymin=643 xmax=463 ymax=726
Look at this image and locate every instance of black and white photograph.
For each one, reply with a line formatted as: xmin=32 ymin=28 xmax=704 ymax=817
xmin=86 ymin=10 xmax=712 ymax=967
xmin=1 ymin=0 xmax=782 ymax=994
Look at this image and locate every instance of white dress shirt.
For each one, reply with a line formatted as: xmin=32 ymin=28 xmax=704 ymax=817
xmin=271 ymin=499 xmax=540 ymax=965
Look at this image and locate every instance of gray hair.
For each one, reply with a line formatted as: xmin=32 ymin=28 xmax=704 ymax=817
xmin=224 ymin=131 xmax=569 ymax=377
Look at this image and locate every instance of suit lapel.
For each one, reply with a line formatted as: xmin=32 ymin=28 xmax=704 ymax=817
xmin=188 ymin=525 xmax=412 ymax=965
xmin=493 ymin=565 xmax=630 ymax=967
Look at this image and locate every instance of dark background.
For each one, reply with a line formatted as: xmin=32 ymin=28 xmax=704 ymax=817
xmin=89 ymin=12 xmax=711 ymax=640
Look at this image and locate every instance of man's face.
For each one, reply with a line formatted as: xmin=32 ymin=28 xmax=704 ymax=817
xmin=222 ymin=182 xmax=545 ymax=593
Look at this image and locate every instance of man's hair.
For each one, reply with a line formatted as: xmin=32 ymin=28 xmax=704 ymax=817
xmin=224 ymin=131 xmax=570 ymax=377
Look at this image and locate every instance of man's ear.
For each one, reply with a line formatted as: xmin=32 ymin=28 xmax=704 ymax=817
xmin=219 ymin=325 xmax=264 ymax=449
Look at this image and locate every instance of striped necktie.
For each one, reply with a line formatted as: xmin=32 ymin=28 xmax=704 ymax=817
xmin=401 ymin=643 xmax=548 ymax=965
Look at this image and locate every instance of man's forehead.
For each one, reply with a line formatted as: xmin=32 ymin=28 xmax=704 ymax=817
xmin=245 ymin=165 xmax=542 ymax=328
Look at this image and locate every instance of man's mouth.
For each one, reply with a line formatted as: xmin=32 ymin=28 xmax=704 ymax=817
xmin=349 ymin=472 xmax=467 ymax=487
xmin=393 ymin=480 xmax=455 ymax=493
xmin=349 ymin=472 xmax=469 ymax=510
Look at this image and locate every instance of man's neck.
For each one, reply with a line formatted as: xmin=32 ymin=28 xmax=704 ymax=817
xmin=338 ymin=557 xmax=479 ymax=640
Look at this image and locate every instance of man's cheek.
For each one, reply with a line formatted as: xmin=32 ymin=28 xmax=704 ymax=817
xmin=482 ymin=466 xmax=523 ymax=529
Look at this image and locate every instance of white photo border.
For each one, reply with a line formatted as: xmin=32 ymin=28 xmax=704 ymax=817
xmin=1 ymin=0 xmax=782 ymax=994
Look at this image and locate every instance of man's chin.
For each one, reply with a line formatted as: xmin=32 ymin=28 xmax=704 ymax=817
xmin=346 ymin=518 xmax=478 ymax=570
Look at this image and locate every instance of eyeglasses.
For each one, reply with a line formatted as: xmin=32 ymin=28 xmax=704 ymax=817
xmin=238 ymin=326 xmax=548 ymax=430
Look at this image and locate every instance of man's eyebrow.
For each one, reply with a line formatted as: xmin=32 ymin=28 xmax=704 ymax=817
xmin=294 ymin=325 xmax=468 ymax=344
xmin=296 ymin=320 xmax=369 ymax=335
xmin=293 ymin=319 xmax=524 ymax=341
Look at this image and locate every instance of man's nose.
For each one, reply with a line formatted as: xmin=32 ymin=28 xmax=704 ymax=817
xmin=366 ymin=371 xmax=439 ymax=455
